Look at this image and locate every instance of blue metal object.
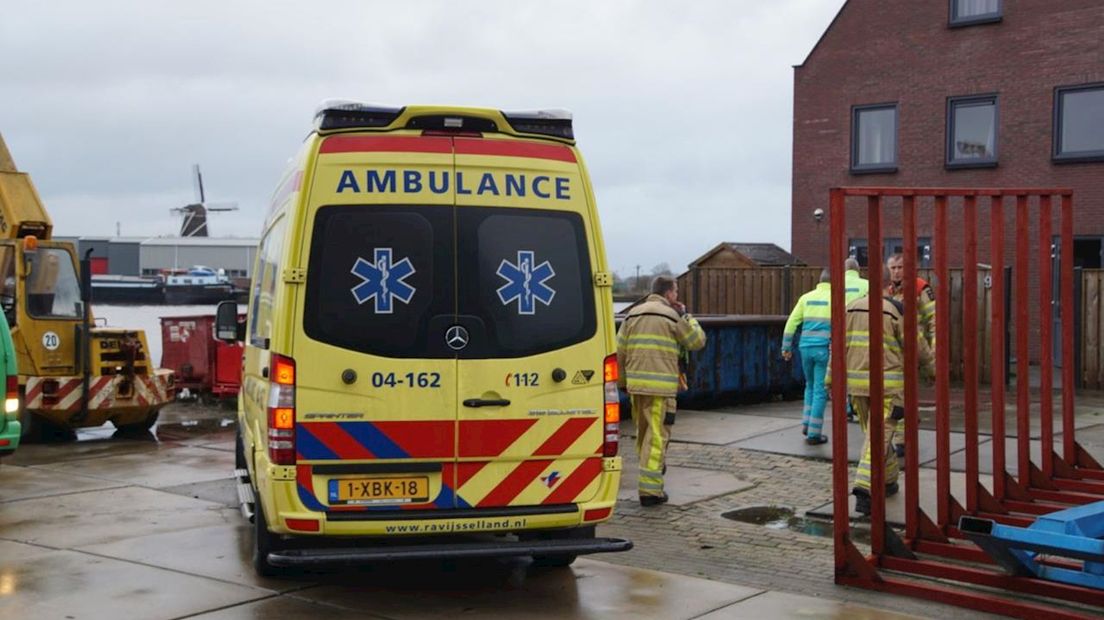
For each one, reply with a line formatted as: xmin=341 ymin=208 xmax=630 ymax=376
xmin=615 ymin=314 xmax=804 ymax=408
xmin=960 ymin=500 xmax=1104 ymax=590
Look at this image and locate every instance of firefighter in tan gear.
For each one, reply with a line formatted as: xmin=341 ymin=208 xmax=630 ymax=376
xmin=837 ymin=294 xmax=933 ymax=515
xmin=617 ymin=276 xmax=706 ymax=506
xmin=885 ymin=253 xmax=936 ymax=458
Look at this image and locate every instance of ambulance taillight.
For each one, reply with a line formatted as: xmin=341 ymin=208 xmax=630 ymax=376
xmin=603 ymin=354 xmax=620 ymax=457
xmin=267 ymin=354 xmax=296 ymax=465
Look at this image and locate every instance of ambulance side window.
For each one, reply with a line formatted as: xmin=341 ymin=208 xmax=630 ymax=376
xmin=458 ymin=208 xmax=595 ymax=358
xmin=248 ymin=218 xmax=286 ymax=348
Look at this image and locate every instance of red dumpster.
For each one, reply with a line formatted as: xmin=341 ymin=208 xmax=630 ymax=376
xmin=159 ymin=314 xmax=244 ymax=401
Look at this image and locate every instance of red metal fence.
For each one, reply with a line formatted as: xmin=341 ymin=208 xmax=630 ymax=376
xmin=829 ymin=188 xmax=1104 ymax=618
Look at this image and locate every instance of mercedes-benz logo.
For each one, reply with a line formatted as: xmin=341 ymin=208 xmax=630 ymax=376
xmin=445 ymin=325 xmax=469 ymax=350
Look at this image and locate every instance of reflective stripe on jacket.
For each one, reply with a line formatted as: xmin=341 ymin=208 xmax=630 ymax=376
xmin=782 ymin=282 xmax=832 ymax=352
xmin=616 ymin=294 xmax=707 ymax=397
xmin=845 ymin=270 xmax=869 ymax=305
xmin=834 ymin=295 xmax=933 ymax=397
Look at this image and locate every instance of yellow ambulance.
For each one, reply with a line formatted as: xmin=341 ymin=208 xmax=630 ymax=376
xmin=217 ymin=102 xmax=630 ymax=575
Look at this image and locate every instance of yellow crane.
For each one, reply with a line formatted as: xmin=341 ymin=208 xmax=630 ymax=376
xmin=0 ymin=133 xmax=173 ymax=436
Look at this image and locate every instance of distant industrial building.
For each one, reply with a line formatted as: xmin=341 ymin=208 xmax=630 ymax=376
xmin=55 ymin=236 xmax=259 ymax=278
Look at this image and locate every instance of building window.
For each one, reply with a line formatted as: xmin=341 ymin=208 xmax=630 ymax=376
xmin=851 ymin=104 xmax=898 ymax=174
xmin=884 ymin=238 xmax=933 ymax=268
xmin=949 ymin=0 xmax=1002 ymax=27
xmin=947 ymin=95 xmax=998 ymax=168
xmin=1054 ymin=84 xmax=1104 ymax=163
xmin=851 ymin=238 xmax=932 ymax=269
xmin=848 ymin=239 xmax=869 ymax=268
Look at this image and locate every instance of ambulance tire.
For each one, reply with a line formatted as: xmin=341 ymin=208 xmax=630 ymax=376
xmin=235 ymin=428 xmax=247 ymax=470
xmin=253 ymin=499 xmax=284 ymax=577
xmin=530 ymin=526 xmax=595 ymax=568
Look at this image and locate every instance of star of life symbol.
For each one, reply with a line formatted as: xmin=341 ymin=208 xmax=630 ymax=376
xmin=350 ymin=248 xmax=416 ymax=313
xmin=496 ymin=250 xmax=555 ymax=315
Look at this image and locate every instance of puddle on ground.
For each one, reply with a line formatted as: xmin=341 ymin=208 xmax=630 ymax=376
xmin=721 ymin=505 xmax=871 ymax=545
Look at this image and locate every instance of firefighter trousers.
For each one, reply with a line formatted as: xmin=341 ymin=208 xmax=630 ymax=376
xmin=632 ymin=394 xmax=669 ymax=497
xmin=851 ymin=395 xmax=900 ymax=492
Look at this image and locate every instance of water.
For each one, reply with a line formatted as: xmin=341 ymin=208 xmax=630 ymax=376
xmin=721 ymin=505 xmax=848 ymax=541
xmin=100 ymin=302 xmax=632 ymax=367
xmin=93 ymin=304 xmax=244 ymax=365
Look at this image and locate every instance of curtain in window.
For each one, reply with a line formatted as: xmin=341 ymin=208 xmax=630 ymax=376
xmin=857 ymin=108 xmax=895 ymax=166
xmin=956 ymin=0 xmax=999 ymax=18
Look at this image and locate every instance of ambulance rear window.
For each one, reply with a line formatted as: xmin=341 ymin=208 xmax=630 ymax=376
xmin=302 ymin=204 xmax=595 ymax=359
xmin=456 ymin=208 xmax=595 ymax=358
xmin=302 ymin=206 xmax=454 ymax=358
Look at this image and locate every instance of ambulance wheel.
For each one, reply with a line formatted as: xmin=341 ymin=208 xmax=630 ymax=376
xmin=235 ymin=428 xmax=247 ymax=470
xmin=253 ymin=499 xmax=284 ymax=577
xmin=531 ymin=553 xmax=577 ymax=568
xmin=530 ymin=526 xmax=595 ymax=568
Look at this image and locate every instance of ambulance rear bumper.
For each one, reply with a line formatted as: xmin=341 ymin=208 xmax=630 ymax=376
xmin=268 ymin=536 xmax=632 ymax=566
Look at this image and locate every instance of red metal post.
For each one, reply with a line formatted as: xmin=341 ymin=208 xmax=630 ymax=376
xmin=935 ymin=195 xmax=951 ymax=526
xmin=1039 ymin=195 xmax=1054 ymax=478
xmin=902 ymin=196 xmax=919 ymax=540
xmin=991 ymin=196 xmax=1007 ymax=499
xmin=963 ymin=196 xmax=979 ymax=510
xmin=829 ymin=188 xmax=849 ymax=576
xmin=825 ymin=187 xmax=1101 ymax=619
xmin=1016 ymin=195 xmax=1031 ymax=489
xmin=868 ymin=195 xmax=885 ymax=555
xmin=1061 ymin=193 xmax=1075 ymax=463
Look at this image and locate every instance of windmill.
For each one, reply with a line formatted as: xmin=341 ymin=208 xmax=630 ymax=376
xmin=170 ymin=165 xmax=238 ymax=237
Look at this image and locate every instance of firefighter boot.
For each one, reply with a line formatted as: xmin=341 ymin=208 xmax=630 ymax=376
xmin=853 ymin=488 xmax=871 ymax=516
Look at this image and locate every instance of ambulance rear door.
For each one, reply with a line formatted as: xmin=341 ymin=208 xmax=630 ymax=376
xmin=294 ymin=134 xmax=462 ymax=513
xmin=451 ymin=137 xmax=606 ymax=511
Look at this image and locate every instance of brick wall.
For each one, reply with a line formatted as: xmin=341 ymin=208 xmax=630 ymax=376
xmin=792 ymin=0 xmax=1104 ymax=362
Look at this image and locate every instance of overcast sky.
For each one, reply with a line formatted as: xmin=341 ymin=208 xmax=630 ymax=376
xmin=1 ymin=0 xmax=844 ymax=278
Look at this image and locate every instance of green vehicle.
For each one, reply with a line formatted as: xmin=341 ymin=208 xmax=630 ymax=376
xmin=0 ymin=310 xmax=19 ymax=462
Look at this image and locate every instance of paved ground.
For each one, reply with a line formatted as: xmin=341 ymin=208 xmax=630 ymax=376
xmin=600 ymin=396 xmax=1104 ymax=619
xmin=2 ymin=393 xmax=1103 ymax=619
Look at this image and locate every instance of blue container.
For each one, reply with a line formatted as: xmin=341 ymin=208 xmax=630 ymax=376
xmin=615 ymin=314 xmax=804 ymax=409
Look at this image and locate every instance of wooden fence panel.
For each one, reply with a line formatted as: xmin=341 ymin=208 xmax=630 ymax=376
xmin=1083 ymin=270 xmax=1103 ymax=390
xmin=677 ymin=265 xmax=997 ymax=383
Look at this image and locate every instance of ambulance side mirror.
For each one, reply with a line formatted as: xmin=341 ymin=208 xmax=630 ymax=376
xmin=215 ymin=300 xmax=243 ymax=342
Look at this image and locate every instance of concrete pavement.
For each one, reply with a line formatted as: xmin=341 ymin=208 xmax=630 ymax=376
xmin=0 ymin=405 xmax=931 ymax=620
xmin=8 ymin=393 xmax=1104 ymax=619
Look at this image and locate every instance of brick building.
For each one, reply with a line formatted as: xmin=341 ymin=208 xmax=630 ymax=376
xmin=791 ymin=0 xmax=1104 ymax=271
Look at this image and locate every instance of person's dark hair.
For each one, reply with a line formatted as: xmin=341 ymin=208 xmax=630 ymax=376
xmin=652 ymin=275 xmax=677 ymax=295
xmin=887 ymin=253 xmax=904 ymax=265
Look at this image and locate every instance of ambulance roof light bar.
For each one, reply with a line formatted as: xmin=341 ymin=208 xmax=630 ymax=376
xmin=314 ymin=100 xmax=404 ymax=130
xmin=501 ymin=109 xmax=574 ymax=140
xmin=313 ymin=100 xmax=574 ymax=140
